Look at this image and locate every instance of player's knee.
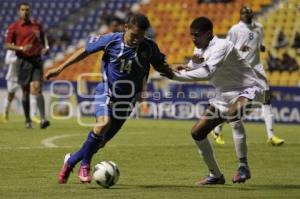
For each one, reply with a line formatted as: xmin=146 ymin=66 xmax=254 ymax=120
xmin=230 ymin=120 xmax=246 ymax=139
xmin=191 ymin=126 xmax=209 ymax=141
xmin=226 ymin=106 xmax=242 ymax=122
xmin=30 ymin=86 xmax=41 ymax=95
xmin=94 ymin=117 xmax=110 ymax=136
xmin=227 ymin=106 xmax=238 ymax=117
xmin=94 ymin=125 xmax=107 ymax=135
xmin=8 ymin=93 xmax=15 ymax=101
xmin=264 ymin=90 xmax=272 ymax=105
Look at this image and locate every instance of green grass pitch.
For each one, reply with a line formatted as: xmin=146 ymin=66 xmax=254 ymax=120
xmin=0 ymin=117 xmax=299 ymax=199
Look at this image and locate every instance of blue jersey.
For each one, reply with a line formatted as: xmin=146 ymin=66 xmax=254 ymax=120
xmin=86 ymin=32 xmax=166 ymax=98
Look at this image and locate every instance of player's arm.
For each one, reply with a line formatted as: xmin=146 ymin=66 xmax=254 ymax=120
xmin=168 ymin=46 xmax=227 ymax=81
xmin=153 ymin=61 xmax=174 ymax=79
xmin=171 ymin=54 xmax=204 ymax=71
xmin=4 ymin=25 xmax=32 ymax=52
xmin=38 ymin=24 xmax=50 ymax=55
xmin=172 ymin=62 xmax=215 ymax=82
xmin=149 ymin=41 xmax=174 ymax=78
xmin=41 ymin=32 xmax=50 ymax=55
xmin=4 ymin=43 xmax=32 ymax=52
xmin=260 ymin=26 xmax=266 ymax=52
xmin=45 ymin=47 xmax=89 ymax=79
xmin=46 ymin=33 xmax=114 ymax=79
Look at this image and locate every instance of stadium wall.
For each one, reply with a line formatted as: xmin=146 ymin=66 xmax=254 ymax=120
xmin=0 ymin=80 xmax=299 ymax=124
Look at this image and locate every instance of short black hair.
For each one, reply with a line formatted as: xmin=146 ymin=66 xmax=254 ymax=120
xmin=127 ymin=13 xmax=150 ymax=31
xmin=18 ymin=2 xmax=30 ymax=9
xmin=240 ymin=6 xmax=253 ymax=14
xmin=190 ymin=17 xmax=213 ymax=32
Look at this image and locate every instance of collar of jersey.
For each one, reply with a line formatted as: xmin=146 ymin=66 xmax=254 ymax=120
xmin=240 ymin=21 xmax=256 ymax=29
xmin=18 ymin=19 xmax=32 ymax=26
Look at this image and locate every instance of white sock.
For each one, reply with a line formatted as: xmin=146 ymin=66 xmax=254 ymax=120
xmin=261 ymin=104 xmax=274 ymax=139
xmin=30 ymin=94 xmax=38 ymax=117
xmin=230 ymin=120 xmax=247 ymax=161
xmin=213 ymin=123 xmax=224 ymax=135
xmin=194 ymin=138 xmax=222 ymax=177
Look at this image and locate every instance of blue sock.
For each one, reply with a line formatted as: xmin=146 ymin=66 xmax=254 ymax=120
xmin=67 ymin=130 xmax=103 ymax=167
xmin=81 ymin=130 xmax=104 ymax=166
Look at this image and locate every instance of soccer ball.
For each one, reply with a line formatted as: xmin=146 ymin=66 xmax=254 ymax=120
xmin=93 ymin=161 xmax=120 ymax=188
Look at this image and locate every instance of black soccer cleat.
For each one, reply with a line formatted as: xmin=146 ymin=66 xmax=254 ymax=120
xmin=25 ymin=121 xmax=32 ymax=129
xmin=40 ymin=120 xmax=50 ymax=129
xmin=232 ymin=166 xmax=251 ymax=183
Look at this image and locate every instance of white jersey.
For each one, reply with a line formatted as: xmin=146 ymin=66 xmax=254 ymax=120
xmin=174 ymin=36 xmax=260 ymax=93
xmin=5 ymin=50 xmax=18 ymax=81
xmin=227 ymin=21 xmax=263 ymax=67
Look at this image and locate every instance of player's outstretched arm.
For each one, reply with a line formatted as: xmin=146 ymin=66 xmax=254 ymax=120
xmin=172 ymin=64 xmax=214 ymax=82
xmin=153 ymin=62 xmax=174 ymax=79
xmin=45 ymin=47 xmax=89 ymax=80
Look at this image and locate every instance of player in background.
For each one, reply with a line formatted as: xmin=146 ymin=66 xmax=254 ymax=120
xmin=165 ymin=16 xmax=263 ymax=185
xmin=4 ymin=2 xmax=50 ymax=129
xmin=46 ymin=13 xmax=173 ymax=184
xmin=212 ymin=6 xmax=284 ymax=146
xmin=1 ymin=50 xmax=40 ymax=124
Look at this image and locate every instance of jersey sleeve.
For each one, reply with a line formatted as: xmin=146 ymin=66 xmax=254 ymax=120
xmin=226 ymin=26 xmax=238 ymax=44
xmin=4 ymin=24 xmax=16 ymax=44
xmin=206 ymin=45 xmax=228 ymax=67
xmin=38 ymin=23 xmax=46 ymax=47
xmin=85 ymin=33 xmax=115 ymax=53
xmin=173 ymin=63 xmax=214 ymax=81
xmin=149 ymin=41 xmax=166 ymax=68
xmin=148 ymin=41 xmax=174 ymax=77
xmin=259 ymin=26 xmax=264 ymax=47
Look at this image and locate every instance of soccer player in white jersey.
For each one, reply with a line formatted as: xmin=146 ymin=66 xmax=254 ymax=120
xmin=165 ymin=16 xmax=263 ymax=185
xmin=212 ymin=6 xmax=284 ymax=146
xmin=2 ymin=50 xmax=40 ymax=124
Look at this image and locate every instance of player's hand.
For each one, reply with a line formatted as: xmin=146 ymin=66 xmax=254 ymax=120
xmin=20 ymin=44 xmax=32 ymax=52
xmin=45 ymin=68 xmax=61 ymax=80
xmin=191 ymin=54 xmax=204 ymax=64
xmin=240 ymin=45 xmax=251 ymax=52
xmin=160 ymin=68 xmax=174 ymax=79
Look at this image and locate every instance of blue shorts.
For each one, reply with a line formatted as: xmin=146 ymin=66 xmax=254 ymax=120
xmin=94 ymin=83 xmax=135 ymax=141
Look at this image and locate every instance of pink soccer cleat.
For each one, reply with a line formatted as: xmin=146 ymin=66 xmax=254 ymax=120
xmin=58 ymin=153 xmax=73 ymax=184
xmin=78 ymin=165 xmax=92 ymax=183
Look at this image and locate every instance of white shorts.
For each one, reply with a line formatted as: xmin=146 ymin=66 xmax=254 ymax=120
xmin=253 ymin=64 xmax=269 ymax=91
xmin=7 ymin=79 xmax=20 ymax=93
xmin=209 ymin=86 xmax=264 ymax=113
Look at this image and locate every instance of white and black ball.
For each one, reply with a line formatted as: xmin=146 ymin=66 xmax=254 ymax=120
xmin=93 ymin=161 xmax=120 ymax=188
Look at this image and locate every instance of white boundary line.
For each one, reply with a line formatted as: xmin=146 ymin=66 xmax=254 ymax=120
xmin=41 ymin=134 xmax=81 ymax=148
xmin=0 ymin=133 xmax=194 ymax=150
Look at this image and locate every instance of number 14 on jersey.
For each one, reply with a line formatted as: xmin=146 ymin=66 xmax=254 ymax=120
xmin=120 ymin=59 xmax=132 ymax=74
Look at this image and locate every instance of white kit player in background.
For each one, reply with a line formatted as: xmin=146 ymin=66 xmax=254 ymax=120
xmin=165 ymin=17 xmax=264 ymax=185
xmin=212 ymin=6 xmax=284 ymax=146
xmin=2 ymin=50 xmax=40 ymax=123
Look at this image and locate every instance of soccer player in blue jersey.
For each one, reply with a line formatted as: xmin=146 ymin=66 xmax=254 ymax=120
xmin=46 ymin=13 xmax=173 ymax=184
